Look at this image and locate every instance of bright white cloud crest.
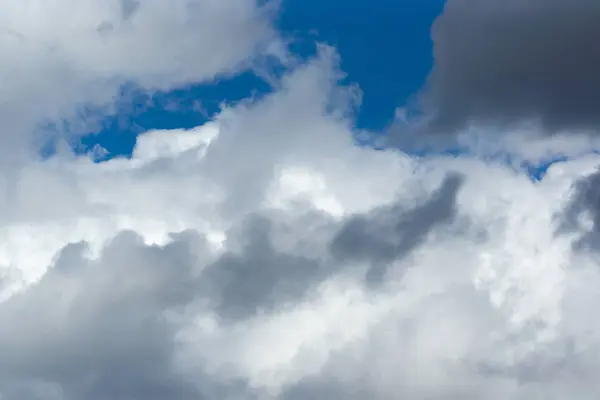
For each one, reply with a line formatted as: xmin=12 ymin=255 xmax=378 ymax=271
xmin=2 ymin=1 xmax=600 ymax=399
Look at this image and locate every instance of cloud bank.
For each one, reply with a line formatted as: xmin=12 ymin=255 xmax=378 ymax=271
xmin=3 ymin=1 xmax=600 ymax=399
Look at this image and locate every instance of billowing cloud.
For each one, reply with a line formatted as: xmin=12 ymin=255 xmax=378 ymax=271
xmin=420 ymin=0 xmax=600 ymax=133
xmin=0 ymin=0 xmax=281 ymax=163
xmin=5 ymin=1 xmax=600 ymax=400
xmin=331 ymin=173 xmax=464 ymax=285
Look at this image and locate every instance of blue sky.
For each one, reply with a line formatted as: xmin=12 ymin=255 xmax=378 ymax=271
xmin=74 ymin=0 xmax=445 ymax=159
xmin=50 ymin=0 xmax=575 ymax=181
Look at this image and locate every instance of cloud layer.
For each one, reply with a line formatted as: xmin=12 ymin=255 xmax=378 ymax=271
xmin=4 ymin=1 xmax=600 ymax=399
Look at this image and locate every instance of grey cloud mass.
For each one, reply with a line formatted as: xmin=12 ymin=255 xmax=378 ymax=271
xmin=559 ymin=168 xmax=600 ymax=250
xmin=197 ymin=214 xmax=330 ymax=321
xmin=331 ymin=173 xmax=463 ymax=285
xmin=422 ymin=0 xmax=600 ymax=132
xmin=0 ymin=182 xmax=465 ymax=399
xmin=0 ymin=232 xmax=203 ymax=400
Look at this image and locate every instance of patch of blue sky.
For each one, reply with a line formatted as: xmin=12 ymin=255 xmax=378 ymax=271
xmin=278 ymin=0 xmax=445 ymax=130
xmin=39 ymin=0 xmax=581 ymax=181
xmin=42 ymin=1 xmax=443 ymax=159
xmin=40 ymin=70 xmax=273 ymax=161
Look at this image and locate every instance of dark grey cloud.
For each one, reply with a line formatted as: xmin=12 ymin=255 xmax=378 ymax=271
xmin=421 ymin=0 xmax=600 ymax=132
xmin=120 ymin=0 xmax=140 ymax=20
xmin=559 ymin=168 xmax=600 ymax=250
xmin=198 ymin=178 xmax=467 ymax=322
xmin=0 ymin=179 xmax=469 ymax=399
xmin=0 ymin=212 xmax=334 ymax=399
xmin=331 ymin=173 xmax=463 ymax=285
xmin=0 ymin=230 xmax=242 ymax=400
xmin=197 ymin=213 xmax=335 ymax=321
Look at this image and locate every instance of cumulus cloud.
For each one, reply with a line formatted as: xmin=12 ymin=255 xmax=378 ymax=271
xmin=5 ymin=1 xmax=600 ymax=399
xmin=0 ymin=0 xmax=281 ymax=163
xmin=419 ymin=0 xmax=600 ymax=133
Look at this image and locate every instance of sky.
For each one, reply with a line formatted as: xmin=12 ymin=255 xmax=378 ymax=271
xmin=4 ymin=1 xmax=600 ymax=399
xmin=70 ymin=0 xmax=445 ymax=158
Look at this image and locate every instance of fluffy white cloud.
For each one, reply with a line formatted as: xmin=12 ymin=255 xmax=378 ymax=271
xmin=0 ymin=0 xmax=281 ymax=164
xmin=3 ymin=2 xmax=600 ymax=400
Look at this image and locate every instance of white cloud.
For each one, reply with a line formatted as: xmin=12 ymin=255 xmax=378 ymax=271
xmin=3 ymin=3 xmax=600 ymax=399
xmin=0 ymin=0 xmax=281 ymax=163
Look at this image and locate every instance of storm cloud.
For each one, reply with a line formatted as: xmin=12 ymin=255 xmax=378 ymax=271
xmin=421 ymin=0 xmax=600 ymax=132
